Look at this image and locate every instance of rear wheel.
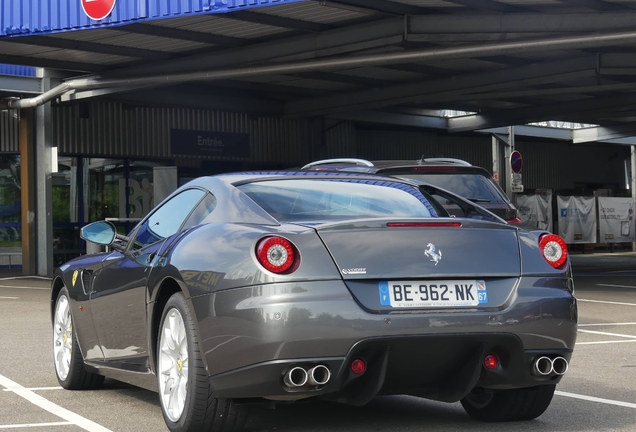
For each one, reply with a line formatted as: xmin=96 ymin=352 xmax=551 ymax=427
xmin=53 ymin=287 xmax=104 ymax=390
xmin=157 ymin=292 xmax=247 ymax=432
xmin=461 ymin=385 xmax=556 ymax=422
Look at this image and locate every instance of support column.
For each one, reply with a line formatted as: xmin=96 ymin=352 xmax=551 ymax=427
xmin=632 ymin=146 xmax=636 ymax=251
xmin=504 ymin=126 xmax=515 ymax=201
xmin=35 ymin=70 xmax=54 ymax=276
xmin=491 ymin=136 xmax=501 ymax=188
xmin=20 ymin=109 xmax=36 ymax=275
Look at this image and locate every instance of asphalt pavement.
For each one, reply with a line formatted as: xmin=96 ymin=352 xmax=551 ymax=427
xmin=1 ymin=252 xmax=635 ymax=431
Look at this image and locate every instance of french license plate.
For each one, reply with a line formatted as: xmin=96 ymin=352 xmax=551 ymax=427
xmin=378 ymin=280 xmax=488 ymax=308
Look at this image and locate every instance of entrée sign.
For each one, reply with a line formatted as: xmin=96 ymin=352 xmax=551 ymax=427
xmin=170 ymin=129 xmax=250 ymax=158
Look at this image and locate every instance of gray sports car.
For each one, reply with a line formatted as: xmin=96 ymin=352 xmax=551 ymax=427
xmin=51 ymin=171 xmax=576 ymax=432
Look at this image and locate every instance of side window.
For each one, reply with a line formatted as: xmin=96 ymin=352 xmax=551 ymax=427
xmin=182 ymin=194 xmax=217 ymax=231
xmin=133 ymin=189 xmax=205 ymax=249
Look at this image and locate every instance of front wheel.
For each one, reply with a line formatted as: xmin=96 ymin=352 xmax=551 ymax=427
xmin=461 ymin=385 xmax=556 ymax=422
xmin=157 ymin=292 xmax=247 ymax=432
xmin=53 ymin=287 xmax=104 ymax=390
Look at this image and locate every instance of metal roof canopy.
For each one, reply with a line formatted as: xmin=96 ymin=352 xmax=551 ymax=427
xmin=3 ymin=0 xmax=636 ymax=143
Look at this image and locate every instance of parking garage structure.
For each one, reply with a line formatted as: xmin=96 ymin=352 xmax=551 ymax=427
xmin=3 ymin=0 xmax=636 ymax=275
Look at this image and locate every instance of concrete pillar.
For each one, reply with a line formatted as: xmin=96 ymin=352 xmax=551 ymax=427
xmin=504 ymin=126 xmax=515 ymax=201
xmin=632 ymin=146 xmax=636 ymax=251
xmin=491 ymin=136 xmax=501 ymax=188
xmin=35 ymin=70 xmax=54 ymax=276
xmin=20 ymin=109 xmax=37 ymax=275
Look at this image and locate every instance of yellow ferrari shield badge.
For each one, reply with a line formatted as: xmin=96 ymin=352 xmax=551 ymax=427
xmin=72 ymin=270 xmax=78 ymax=287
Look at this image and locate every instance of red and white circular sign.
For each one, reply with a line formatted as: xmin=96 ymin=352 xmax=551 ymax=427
xmin=81 ymin=0 xmax=116 ymax=21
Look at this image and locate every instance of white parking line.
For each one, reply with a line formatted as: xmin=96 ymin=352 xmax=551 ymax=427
xmin=578 ymin=299 xmax=636 ymax=307
xmin=0 ymin=285 xmax=49 ymax=290
xmin=0 ymin=422 xmax=72 ymax=429
xmin=556 ymin=391 xmax=636 ymax=409
xmin=0 ymin=296 xmax=18 ymax=299
xmin=579 ymin=322 xmax=636 ymax=326
xmin=0 ymin=276 xmax=51 ymax=281
xmin=3 ymin=386 xmax=62 ymax=392
xmin=577 ymin=340 xmax=636 ymax=345
xmin=597 ymin=283 xmax=636 ymax=289
xmin=0 ymin=374 xmax=112 ymax=432
xmin=578 ymin=329 xmax=636 ymax=339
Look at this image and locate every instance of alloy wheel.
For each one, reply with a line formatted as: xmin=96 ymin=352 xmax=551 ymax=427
xmin=159 ymin=308 xmax=189 ymax=422
xmin=53 ymin=295 xmax=73 ymax=381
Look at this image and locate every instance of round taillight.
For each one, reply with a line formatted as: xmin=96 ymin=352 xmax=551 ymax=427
xmin=483 ymin=354 xmax=499 ymax=370
xmin=351 ymin=359 xmax=366 ymax=375
xmin=539 ymin=234 xmax=568 ymax=269
xmin=256 ymin=236 xmax=297 ymax=274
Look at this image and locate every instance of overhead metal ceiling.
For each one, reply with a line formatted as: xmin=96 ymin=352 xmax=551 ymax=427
xmin=3 ymin=0 xmax=636 ymax=143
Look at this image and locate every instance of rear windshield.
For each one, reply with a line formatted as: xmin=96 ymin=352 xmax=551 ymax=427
xmin=395 ymin=173 xmax=508 ymax=203
xmin=238 ymin=179 xmax=436 ymax=222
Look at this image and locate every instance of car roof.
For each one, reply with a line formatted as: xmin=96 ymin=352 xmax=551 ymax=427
xmin=302 ymin=158 xmax=491 ymax=174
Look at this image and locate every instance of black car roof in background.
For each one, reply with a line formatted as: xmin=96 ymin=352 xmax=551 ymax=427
xmin=304 ymin=159 xmax=493 ymax=176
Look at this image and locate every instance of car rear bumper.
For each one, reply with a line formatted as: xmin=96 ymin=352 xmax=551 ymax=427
xmin=190 ymin=279 xmax=576 ymax=400
xmin=209 ymin=333 xmax=572 ymax=402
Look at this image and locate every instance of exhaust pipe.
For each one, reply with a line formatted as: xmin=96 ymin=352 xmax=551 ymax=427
xmin=533 ymin=356 xmax=553 ymax=376
xmin=307 ymin=365 xmax=331 ymax=386
xmin=552 ymin=357 xmax=569 ymax=375
xmin=283 ymin=367 xmax=308 ymax=388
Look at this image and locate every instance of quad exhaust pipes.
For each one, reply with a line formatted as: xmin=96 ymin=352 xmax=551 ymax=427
xmin=283 ymin=365 xmax=331 ymax=388
xmin=533 ymin=356 xmax=569 ymax=376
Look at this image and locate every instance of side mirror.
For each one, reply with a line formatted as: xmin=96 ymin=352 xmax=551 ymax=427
xmin=81 ymin=221 xmax=116 ymax=245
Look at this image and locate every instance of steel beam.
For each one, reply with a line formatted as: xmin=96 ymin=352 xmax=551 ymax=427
xmin=3 ymin=36 xmax=173 ymax=61
xmin=448 ymin=94 xmax=636 ymax=132
xmin=115 ymin=24 xmax=249 ymax=47
xmin=285 ymin=56 xmax=597 ymax=116
xmin=328 ymin=110 xmax=448 ymax=129
xmin=319 ymin=0 xmax=427 ymax=15
xmin=553 ymin=0 xmax=629 ymax=11
xmin=0 ymin=54 xmax=104 ymax=73
xmin=0 ymin=75 xmax=41 ymax=94
xmin=573 ymin=124 xmax=636 ymax=143
xmin=409 ymin=12 xmax=636 ymax=34
xmin=442 ymin=0 xmax=531 ymax=13
xmin=227 ymin=11 xmax=332 ymax=32
xmin=104 ymin=18 xmax=404 ymax=78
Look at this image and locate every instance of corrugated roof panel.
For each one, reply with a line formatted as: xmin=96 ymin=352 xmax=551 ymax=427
xmin=48 ymin=28 xmax=211 ymax=52
xmin=252 ymin=1 xmax=369 ymax=23
xmin=32 ymin=49 xmax=134 ymax=65
xmin=336 ymin=67 xmax=424 ymax=81
xmin=0 ymin=64 xmax=36 ymax=76
xmin=148 ymin=15 xmax=287 ymax=39
xmin=496 ymin=0 xmax=563 ymax=4
xmin=417 ymin=58 xmax=506 ymax=71
xmin=269 ymin=77 xmax=354 ymax=91
xmin=0 ymin=0 xmax=304 ymax=38
xmin=388 ymin=0 xmax=464 ymax=7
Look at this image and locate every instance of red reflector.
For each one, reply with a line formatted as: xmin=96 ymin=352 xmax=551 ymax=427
xmin=256 ymin=236 xmax=297 ymax=274
xmin=387 ymin=222 xmax=462 ymax=228
xmin=507 ymin=217 xmax=523 ymax=224
xmin=351 ymin=359 xmax=366 ymax=375
xmin=483 ymin=355 xmax=499 ymax=370
xmin=411 ymin=167 xmax=457 ymax=171
xmin=539 ymin=234 xmax=568 ymax=269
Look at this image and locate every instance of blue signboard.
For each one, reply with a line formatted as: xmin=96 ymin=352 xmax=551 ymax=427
xmin=1 ymin=0 xmax=303 ymax=38
xmin=170 ymin=129 xmax=250 ymax=158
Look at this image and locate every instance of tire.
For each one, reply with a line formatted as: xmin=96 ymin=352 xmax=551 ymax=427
xmin=157 ymin=292 xmax=248 ymax=432
xmin=461 ymin=385 xmax=556 ymax=422
xmin=53 ymin=287 xmax=104 ymax=390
